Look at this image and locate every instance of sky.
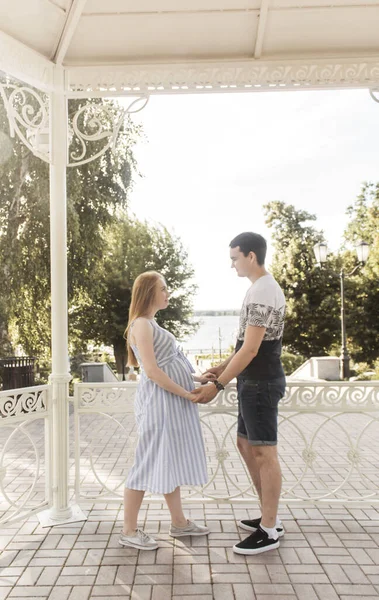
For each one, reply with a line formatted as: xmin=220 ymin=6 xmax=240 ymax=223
xmin=122 ymin=89 xmax=379 ymax=310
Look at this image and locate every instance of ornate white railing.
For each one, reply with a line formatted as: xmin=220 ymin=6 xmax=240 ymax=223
xmin=73 ymin=381 xmax=379 ymax=505
xmin=0 ymin=385 xmax=51 ymax=524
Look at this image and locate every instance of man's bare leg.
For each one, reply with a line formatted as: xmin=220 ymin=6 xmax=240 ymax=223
xmin=237 ymin=436 xmax=262 ymax=505
xmin=251 ymin=445 xmax=282 ymax=529
xmin=237 ymin=437 xmax=282 ymax=527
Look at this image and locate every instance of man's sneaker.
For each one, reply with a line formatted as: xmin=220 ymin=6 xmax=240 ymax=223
xmin=169 ymin=520 xmax=210 ymax=538
xmin=233 ymin=526 xmax=280 ymax=555
xmin=238 ymin=517 xmax=284 ymax=538
xmin=119 ymin=528 xmax=158 ymax=550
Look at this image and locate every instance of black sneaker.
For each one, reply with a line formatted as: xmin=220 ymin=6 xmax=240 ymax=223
xmin=238 ymin=517 xmax=284 ymax=537
xmin=233 ymin=526 xmax=280 ymax=555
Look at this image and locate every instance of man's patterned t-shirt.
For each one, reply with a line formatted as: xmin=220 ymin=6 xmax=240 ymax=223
xmin=235 ymin=274 xmax=286 ymax=380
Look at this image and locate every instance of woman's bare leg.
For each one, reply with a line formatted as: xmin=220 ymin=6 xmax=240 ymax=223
xmin=164 ymin=487 xmax=187 ymax=527
xmin=123 ymin=488 xmax=145 ymax=534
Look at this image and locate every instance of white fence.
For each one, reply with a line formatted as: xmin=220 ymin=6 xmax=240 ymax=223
xmin=73 ymin=381 xmax=379 ymax=505
xmin=0 ymin=385 xmax=51 ymax=524
xmin=1 ymin=380 xmax=378 ymax=528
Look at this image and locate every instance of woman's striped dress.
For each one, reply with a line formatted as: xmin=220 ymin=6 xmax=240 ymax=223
xmin=126 ymin=319 xmax=208 ymax=494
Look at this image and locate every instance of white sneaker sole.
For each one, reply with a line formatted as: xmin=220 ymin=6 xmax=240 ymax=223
xmin=238 ymin=521 xmax=285 ymax=537
xmin=169 ymin=529 xmax=210 ymax=538
xmin=118 ymin=539 xmax=158 ymax=551
xmin=233 ymin=539 xmax=280 ymax=555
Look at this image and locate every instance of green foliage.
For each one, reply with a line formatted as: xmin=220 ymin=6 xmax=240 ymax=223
xmin=350 ymin=358 xmax=379 ymax=381
xmin=0 ymin=94 xmax=50 ymax=358
xmin=264 ymin=201 xmax=341 ymax=358
xmin=70 ymin=215 xmax=198 ymax=374
xmin=281 ymin=350 xmax=307 ymax=376
xmin=342 ymin=183 xmax=379 ymax=363
xmin=265 ymin=194 xmax=379 ymax=370
xmin=0 ymin=86 xmax=197 ymax=377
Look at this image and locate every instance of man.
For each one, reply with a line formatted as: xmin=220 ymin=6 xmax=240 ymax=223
xmin=191 ymin=232 xmax=286 ymax=555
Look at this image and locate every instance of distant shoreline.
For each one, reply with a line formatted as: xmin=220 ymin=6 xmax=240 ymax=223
xmin=193 ymin=310 xmax=240 ymax=316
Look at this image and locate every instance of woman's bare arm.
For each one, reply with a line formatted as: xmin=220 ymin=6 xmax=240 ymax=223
xmin=132 ymin=319 xmax=195 ymax=400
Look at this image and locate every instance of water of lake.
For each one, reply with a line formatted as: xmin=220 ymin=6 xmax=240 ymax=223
xmin=181 ymin=315 xmax=240 ymax=353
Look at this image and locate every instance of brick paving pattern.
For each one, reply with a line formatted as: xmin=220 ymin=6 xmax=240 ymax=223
xmin=1 ymin=410 xmax=379 ymax=598
xmin=1 ymin=502 xmax=379 ymax=599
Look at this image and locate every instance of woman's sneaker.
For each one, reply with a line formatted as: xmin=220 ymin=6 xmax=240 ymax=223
xmin=233 ymin=526 xmax=280 ymax=555
xmin=169 ymin=520 xmax=210 ymax=537
xmin=119 ymin=528 xmax=158 ymax=550
xmin=238 ymin=517 xmax=284 ymax=537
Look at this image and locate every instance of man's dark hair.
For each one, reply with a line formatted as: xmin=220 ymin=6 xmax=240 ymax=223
xmin=229 ymin=232 xmax=267 ymax=265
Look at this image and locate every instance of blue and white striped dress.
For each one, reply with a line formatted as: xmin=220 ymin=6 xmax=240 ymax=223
xmin=126 ymin=319 xmax=208 ymax=494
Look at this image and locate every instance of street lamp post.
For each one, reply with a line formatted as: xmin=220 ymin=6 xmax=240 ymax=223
xmin=313 ymin=241 xmax=370 ymax=380
xmin=339 ymin=267 xmax=349 ymax=380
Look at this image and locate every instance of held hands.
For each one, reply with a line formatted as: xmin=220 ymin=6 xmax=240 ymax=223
xmin=202 ymin=365 xmax=223 ymax=379
xmin=197 ymin=373 xmax=216 ymax=384
xmin=195 ymin=366 xmax=223 ymax=385
xmin=190 ymin=382 xmax=218 ymax=404
xmin=185 ymin=364 xmax=224 ymax=403
xmin=185 ymin=385 xmax=216 ymax=404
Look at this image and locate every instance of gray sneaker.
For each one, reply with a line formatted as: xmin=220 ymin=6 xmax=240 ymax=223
xmin=169 ymin=520 xmax=210 ymax=538
xmin=119 ymin=528 xmax=158 ymax=550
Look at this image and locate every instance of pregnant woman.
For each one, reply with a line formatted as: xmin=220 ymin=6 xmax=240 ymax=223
xmin=119 ymin=271 xmax=210 ymax=550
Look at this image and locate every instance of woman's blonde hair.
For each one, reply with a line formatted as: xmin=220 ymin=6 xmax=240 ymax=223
xmin=125 ymin=271 xmax=163 ymax=367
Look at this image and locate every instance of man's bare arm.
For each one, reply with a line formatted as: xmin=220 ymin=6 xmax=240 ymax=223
xmin=217 ymin=326 xmax=266 ymax=386
xmin=203 ymin=350 xmax=236 ymax=379
xmin=190 ymin=326 xmax=266 ymax=404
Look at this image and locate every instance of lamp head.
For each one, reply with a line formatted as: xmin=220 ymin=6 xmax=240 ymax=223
xmin=313 ymin=242 xmax=328 ymax=264
xmin=356 ymin=241 xmax=369 ymax=264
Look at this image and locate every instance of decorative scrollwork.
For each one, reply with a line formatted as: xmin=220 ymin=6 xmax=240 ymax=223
xmin=67 ymin=96 xmax=149 ymax=167
xmin=302 ymin=448 xmax=317 ymax=465
xmin=66 ymin=60 xmax=379 ymax=95
xmin=210 ymin=385 xmax=238 ymax=409
xmin=0 ymin=388 xmax=47 ymax=420
xmin=74 ymin=381 xmax=379 ymax=504
xmin=0 ymin=83 xmax=50 ymax=163
xmin=0 ymin=81 xmax=150 ymax=168
xmin=215 ymin=448 xmax=229 ymax=462
xmin=347 ymin=448 xmax=361 ymax=465
xmin=79 ymin=384 xmax=136 ymax=411
xmin=281 ymin=382 xmax=379 ymax=411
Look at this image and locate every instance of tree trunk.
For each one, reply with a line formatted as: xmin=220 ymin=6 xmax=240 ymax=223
xmin=113 ymin=336 xmax=127 ymax=380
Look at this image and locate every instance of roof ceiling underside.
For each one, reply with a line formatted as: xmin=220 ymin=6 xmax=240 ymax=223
xmin=2 ymin=0 xmax=379 ymax=64
xmin=1 ymin=0 xmax=379 ymax=93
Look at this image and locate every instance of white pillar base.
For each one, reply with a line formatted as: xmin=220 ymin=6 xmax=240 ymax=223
xmin=38 ymin=503 xmax=87 ymax=528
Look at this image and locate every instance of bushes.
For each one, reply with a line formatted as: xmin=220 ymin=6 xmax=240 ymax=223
xmin=281 ymin=350 xmax=307 ymax=376
xmin=350 ymin=359 xmax=379 ymax=381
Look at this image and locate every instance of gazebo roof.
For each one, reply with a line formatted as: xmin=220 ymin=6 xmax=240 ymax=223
xmin=1 ymin=0 xmax=379 ymax=94
xmin=3 ymin=0 xmax=379 ymax=65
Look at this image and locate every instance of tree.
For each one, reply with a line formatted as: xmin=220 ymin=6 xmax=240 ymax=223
xmin=341 ymin=183 xmax=379 ymax=363
xmin=70 ymin=215 xmax=198 ymax=375
xmin=264 ymin=201 xmax=341 ymax=358
xmin=0 ymin=89 xmax=142 ymax=360
xmin=0 ymin=95 xmax=50 ymax=357
xmin=1 ymin=86 xmax=198 ymax=377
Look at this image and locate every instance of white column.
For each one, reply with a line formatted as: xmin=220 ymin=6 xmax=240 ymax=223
xmin=39 ymin=67 xmax=86 ymax=526
xmin=48 ymin=67 xmax=71 ymax=521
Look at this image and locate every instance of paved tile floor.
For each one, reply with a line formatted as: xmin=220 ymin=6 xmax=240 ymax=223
xmin=1 ymin=406 xmax=379 ymax=599
xmin=1 ymin=500 xmax=379 ymax=599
